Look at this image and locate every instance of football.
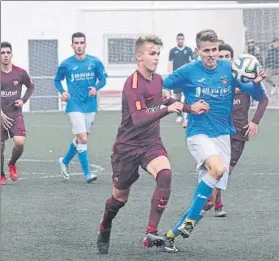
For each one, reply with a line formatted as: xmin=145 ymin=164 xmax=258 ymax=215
xmin=232 ymin=54 xmax=261 ymax=83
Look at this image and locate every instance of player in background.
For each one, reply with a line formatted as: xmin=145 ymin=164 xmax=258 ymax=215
xmin=54 ymin=32 xmax=107 ymax=183
xmin=168 ymin=33 xmax=195 ymax=123
xmin=162 ymin=29 xmax=266 ymax=253
xmin=96 ymin=34 xmax=209 ymax=254
xmin=1 ymin=41 xmax=35 ymax=185
xmin=198 ymin=43 xmax=269 ymax=218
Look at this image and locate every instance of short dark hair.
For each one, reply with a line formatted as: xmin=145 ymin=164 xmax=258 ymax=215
xmin=135 ymin=34 xmax=163 ymax=52
xmin=71 ymin=32 xmax=86 ymax=43
xmin=196 ymin=29 xmax=218 ymax=47
xmin=177 ymin=33 xmax=184 ymax=38
xmin=1 ymin=41 xmax=12 ymax=51
xmin=219 ymin=43 xmax=234 ymax=58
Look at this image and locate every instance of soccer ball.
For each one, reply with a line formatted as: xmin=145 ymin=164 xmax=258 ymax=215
xmin=232 ymin=54 xmax=260 ymax=83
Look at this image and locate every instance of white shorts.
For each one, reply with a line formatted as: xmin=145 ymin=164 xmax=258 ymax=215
xmin=68 ymin=112 xmax=96 ymax=134
xmin=187 ymin=134 xmax=231 ymax=190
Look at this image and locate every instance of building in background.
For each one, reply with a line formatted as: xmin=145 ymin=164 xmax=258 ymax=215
xmin=2 ymin=1 xmax=278 ymax=111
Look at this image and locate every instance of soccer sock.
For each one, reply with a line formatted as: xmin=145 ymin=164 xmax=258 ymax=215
xmin=168 ymin=173 xmax=218 ymax=238
xmin=1 ymin=142 xmax=4 ymax=174
xmin=76 ymin=143 xmax=90 ymax=176
xmin=102 ymin=196 xmax=125 ymax=229
xmin=147 ymin=169 xmax=171 ymax=233
xmin=9 ymin=144 xmax=24 ymax=165
xmin=62 ymin=138 xmax=77 ymax=166
xmin=214 ymin=188 xmax=223 ymax=209
xmin=186 ymin=174 xmax=218 ymax=221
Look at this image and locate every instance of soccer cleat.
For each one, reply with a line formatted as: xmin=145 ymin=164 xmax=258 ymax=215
xmin=97 ymin=220 xmax=111 ymax=254
xmin=143 ymin=232 xmax=165 ymax=248
xmin=59 ymin=157 xmax=69 ymax=180
xmin=163 ymin=234 xmax=178 ymax=253
xmin=178 ymin=221 xmax=194 ymax=238
xmin=215 ymin=207 xmax=227 ymax=217
xmin=8 ymin=163 xmax=18 ymax=181
xmin=1 ymin=173 xmax=7 ymax=185
xmin=84 ymin=173 xmax=98 ymax=183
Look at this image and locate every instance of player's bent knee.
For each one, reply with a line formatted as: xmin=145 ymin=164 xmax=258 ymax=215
xmin=76 ymin=133 xmax=88 ymax=144
xmin=205 ymin=156 xmax=225 ymax=180
xmin=212 ymin=165 xmax=226 ymax=180
xmin=146 ymin=155 xmax=171 ymax=178
xmin=13 ymin=136 xmax=25 ymax=147
xmin=156 ymin=169 xmax=172 ymax=189
xmin=112 ymin=187 xmax=130 ymax=203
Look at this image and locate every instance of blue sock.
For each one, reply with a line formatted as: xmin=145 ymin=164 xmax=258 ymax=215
xmin=77 ymin=144 xmax=90 ymax=177
xmin=186 ymin=174 xmax=218 ymax=222
xmin=170 ymin=210 xmax=189 ymax=237
xmin=168 ymin=174 xmax=218 ymax=238
xmin=170 ymin=187 xmax=201 ymax=236
xmin=63 ymin=139 xmax=77 ymax=166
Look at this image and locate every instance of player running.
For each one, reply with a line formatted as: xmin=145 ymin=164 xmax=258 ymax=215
xmin=96 ymin=34 xmax=209 ymax=254
xmin=54 ymin=32 xmax=107 ymax=183
xmin=1 ymin=41 xmax=35 ymax=185
xmin=162 ymin=29 xmax=266 ymax=252
xmin=200 ymin=43 xmax=269 ymax=218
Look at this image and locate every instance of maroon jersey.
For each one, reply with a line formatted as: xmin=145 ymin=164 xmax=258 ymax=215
xmin=232 ymin=92 xmax=268 ymax=141
xmin=115 ymin=71 xmax=168 ymax=146
xmin=1 ymin=65 xmax=34 ymax=118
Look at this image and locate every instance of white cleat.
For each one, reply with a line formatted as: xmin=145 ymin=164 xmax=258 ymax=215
xmin=85 ymin=173 xmax=98 ymax=183
xmin=59 ymin=157 xmax=69 ymax=180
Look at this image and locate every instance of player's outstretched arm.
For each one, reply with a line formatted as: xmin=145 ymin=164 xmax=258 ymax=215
xmin=162 ymin=90 xmax=209 ymax=114
xmin=252 ymin=94 xmax=269 ymax=124
xmin=234 ymin=70 xmax=265 ymax=102
xmin=54 ymin=63 xmax=67 ymax=94
xmin=163 ymin=64 xmax=189 ymax=90
xmin=21 ymin=70 xmax=35 ymax=103
xmin=124 ymin=81 xmax=181 ymax=128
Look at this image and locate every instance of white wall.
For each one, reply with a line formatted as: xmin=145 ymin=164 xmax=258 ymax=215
xmin=2 ymin=1 xmax=245 ymax=106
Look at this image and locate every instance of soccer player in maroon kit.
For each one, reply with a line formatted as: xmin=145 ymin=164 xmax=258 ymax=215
xmin=200 ymin=43 xmax=269 ymax=218
xmin=1 ymin=42 xmax=35 ymax=185
xmin=96 ymin=35 xmax=209 ymax=254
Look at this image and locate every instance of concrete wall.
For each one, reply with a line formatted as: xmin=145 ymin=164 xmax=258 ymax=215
xmin=2 ymin=1 xmax=245 ymax=110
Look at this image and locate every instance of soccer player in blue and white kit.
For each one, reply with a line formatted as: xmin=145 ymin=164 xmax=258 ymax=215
xmin=54 ymin=32 xmax=107 ymax=183
xmin=162 ymin=29 xmax=266 ymax=252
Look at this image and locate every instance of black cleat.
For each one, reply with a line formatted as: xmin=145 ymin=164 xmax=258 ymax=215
xmin=163 ymin=234 xmax=178 ymax=253
xmin=178 ymin=221 xmax=194 ymax=238
xmin=96 ymin=220 xmax=111 ymax=254
xmin=143 ymin=232 xmax=165 ymax=248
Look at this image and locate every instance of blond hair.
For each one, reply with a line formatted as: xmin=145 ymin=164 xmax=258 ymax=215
xmin=135 ymin=34 xmax=163 ymax=52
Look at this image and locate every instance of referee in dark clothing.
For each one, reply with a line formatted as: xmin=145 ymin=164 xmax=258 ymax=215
xmin=168 ymin=33 xmax=194 ymax=123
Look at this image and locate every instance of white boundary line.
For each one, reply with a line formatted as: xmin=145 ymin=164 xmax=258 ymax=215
xmin=3 ymin=158 xmax=106 ymax=181
xmin=3 ymin=158 xmax=278 ymax=182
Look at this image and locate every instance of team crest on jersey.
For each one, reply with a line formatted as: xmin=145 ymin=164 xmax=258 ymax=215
xmin=13 ymin=80 xmax=19 ymax=88
xmin=88 ymin=66 xmax=91 ymax=70
xmin=221 ymin=75 xmax=228 ymax=85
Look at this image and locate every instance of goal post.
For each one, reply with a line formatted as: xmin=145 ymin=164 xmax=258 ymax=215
xmin=76 ymin=1 xmax=279 ymax=111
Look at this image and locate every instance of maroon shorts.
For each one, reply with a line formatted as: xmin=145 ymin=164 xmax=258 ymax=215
xmin=1 ymin=115 xmax=26 ymax=142
xmin=230 ymin=136 xmax=246 ymax=167
xmin=111 ymin=140 xmax=168 ymax=190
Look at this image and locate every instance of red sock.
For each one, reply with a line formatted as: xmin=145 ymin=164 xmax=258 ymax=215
xmin=147 ymin=169 xmax=171 ymax=233
xmin=102 ymin=196 xmax=125 ymax=229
